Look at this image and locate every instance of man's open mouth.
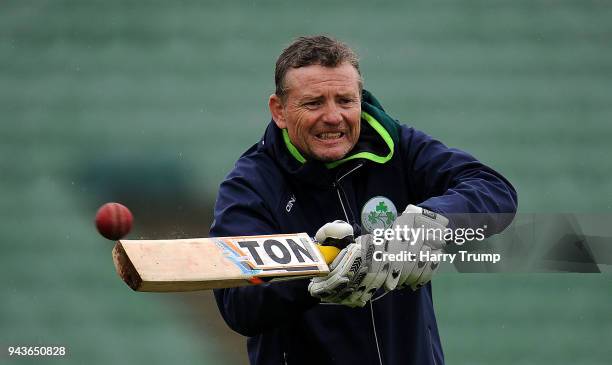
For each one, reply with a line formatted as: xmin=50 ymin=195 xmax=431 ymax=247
xmin=316 ymin=132 xmax=344 ymax=140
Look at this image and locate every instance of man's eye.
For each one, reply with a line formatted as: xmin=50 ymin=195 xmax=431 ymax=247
xmin=339 ymin=98 xmax=356 ymax=105
xmin=304 ymin=101 xmax=321 ymax=107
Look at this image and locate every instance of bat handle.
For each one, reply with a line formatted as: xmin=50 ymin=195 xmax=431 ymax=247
xmin=317 ymin=245 xmax=342 ymax=265
xmin=314 ymin=235 xmax=353 ymax=265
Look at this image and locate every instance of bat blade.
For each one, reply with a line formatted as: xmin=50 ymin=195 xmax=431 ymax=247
xmin=112 ymin=233 xmax=330 ymax=292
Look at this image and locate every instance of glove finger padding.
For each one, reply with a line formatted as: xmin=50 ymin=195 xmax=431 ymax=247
xmin=407 ymin=214 xmax=446 ymax=290
xmin=308 ymin=243 xmax=369 ymax=302
xmin=391 ymin=205 xmax=449 ymax=289
xmin=415 ymin=214 xmax=447 ymax=250
xmin=397 ymin=242 xmax=425 ymax=289
xmin=344 ymin=235 xmax=389 ymax=307
xmin=403 ymin=244 xmax=431 ymax=289
xmin=410 ymin=248 xmax=442 ymax=290
xmin=314 ymin=220 xmax=355 ymax=265
xmin=382 ymin=213 xmax=420 ymax=291
xmin=315 ymin=220 xmax=354 ymax=247
xmin=396 ymin=214 xmax=426 ymax=288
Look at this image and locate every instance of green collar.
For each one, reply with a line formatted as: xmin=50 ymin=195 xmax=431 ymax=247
xmin=282 ymin=111 xmax=395 ymax=169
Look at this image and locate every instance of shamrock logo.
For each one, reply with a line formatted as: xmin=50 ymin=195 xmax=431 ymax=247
xmin=361 ymin=196 xmax=398 ymax=233
xmin=367 ymin=201 xmax=396 ymax=227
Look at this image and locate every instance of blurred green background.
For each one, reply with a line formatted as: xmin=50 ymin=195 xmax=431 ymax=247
xmin=2 ymin=0 xmax=611 ymax=364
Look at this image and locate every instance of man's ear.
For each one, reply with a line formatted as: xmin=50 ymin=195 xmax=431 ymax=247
xmin=269 ymin=94 xmax=287 ymax=129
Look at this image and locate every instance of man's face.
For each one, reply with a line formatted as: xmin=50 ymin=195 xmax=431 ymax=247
xmin=269 ymin=62 xmax=362 ymax=162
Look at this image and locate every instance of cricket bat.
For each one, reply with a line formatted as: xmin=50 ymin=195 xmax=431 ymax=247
xmin=112 ymin=233 xmax=342 ymax=292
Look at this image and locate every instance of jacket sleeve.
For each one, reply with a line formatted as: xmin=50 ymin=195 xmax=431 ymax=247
xmin=210 ymin=175 xmax=320 ymax=337
xmin=400 ymin=126 xmax=518 ymax=233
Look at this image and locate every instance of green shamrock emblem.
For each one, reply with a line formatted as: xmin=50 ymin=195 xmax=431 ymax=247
xmin=367 ymin=201 xmax=396 ymax=227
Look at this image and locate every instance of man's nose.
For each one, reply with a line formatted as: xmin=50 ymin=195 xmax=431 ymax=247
xmin=321 ymin=102 xmax=343 ymax=124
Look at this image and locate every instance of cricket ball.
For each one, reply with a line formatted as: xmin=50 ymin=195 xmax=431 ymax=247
xmin=95 ymin=202 xmax=133 ymax=240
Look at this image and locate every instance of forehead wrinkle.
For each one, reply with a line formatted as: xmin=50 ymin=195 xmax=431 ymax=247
xmin=290 ymin=73 xmax=357 ymax=88
xmin=283 ymin=63 xmax=360 ymax=97
xmin=285 ymin=77 xmax=358 ymax=95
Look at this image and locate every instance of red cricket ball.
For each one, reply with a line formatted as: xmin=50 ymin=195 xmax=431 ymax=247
xmin=95 ymin=202 xmax=133 ymax=240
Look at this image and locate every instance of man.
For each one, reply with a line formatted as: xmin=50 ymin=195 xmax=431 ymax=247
xmin=211 ymin=35 xmax=517 ymax=365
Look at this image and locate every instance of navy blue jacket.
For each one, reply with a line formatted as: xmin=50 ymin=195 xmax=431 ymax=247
xmin=211 ymin=90 xmax=517 ymax=365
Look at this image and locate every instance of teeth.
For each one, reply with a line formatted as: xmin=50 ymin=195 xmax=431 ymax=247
xmin=318 ymin=132 xmax=342 ymax=140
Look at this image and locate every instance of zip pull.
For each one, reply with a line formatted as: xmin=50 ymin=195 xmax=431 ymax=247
xmin=335 ymin=188 xmax=350 ymax=223
xmin=336 ymin=162 xmax=364 ymax=182
xmin=332 ymin=162 xmax=363 ymax=224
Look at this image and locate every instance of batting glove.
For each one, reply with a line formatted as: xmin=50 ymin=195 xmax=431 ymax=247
xmin=308 ymin=221 xmax=375 ymax=307
xmin=380 ymin=205 xmax=449 ymax=291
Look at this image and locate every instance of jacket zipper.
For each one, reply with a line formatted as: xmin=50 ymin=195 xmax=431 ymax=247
xmin=337 ymin=162 xmax=363 ymax=183
xmin=333 ymin=163 xmax=363 ymax=224
xmin=333 ymin=162 xmax=383 ymax=365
